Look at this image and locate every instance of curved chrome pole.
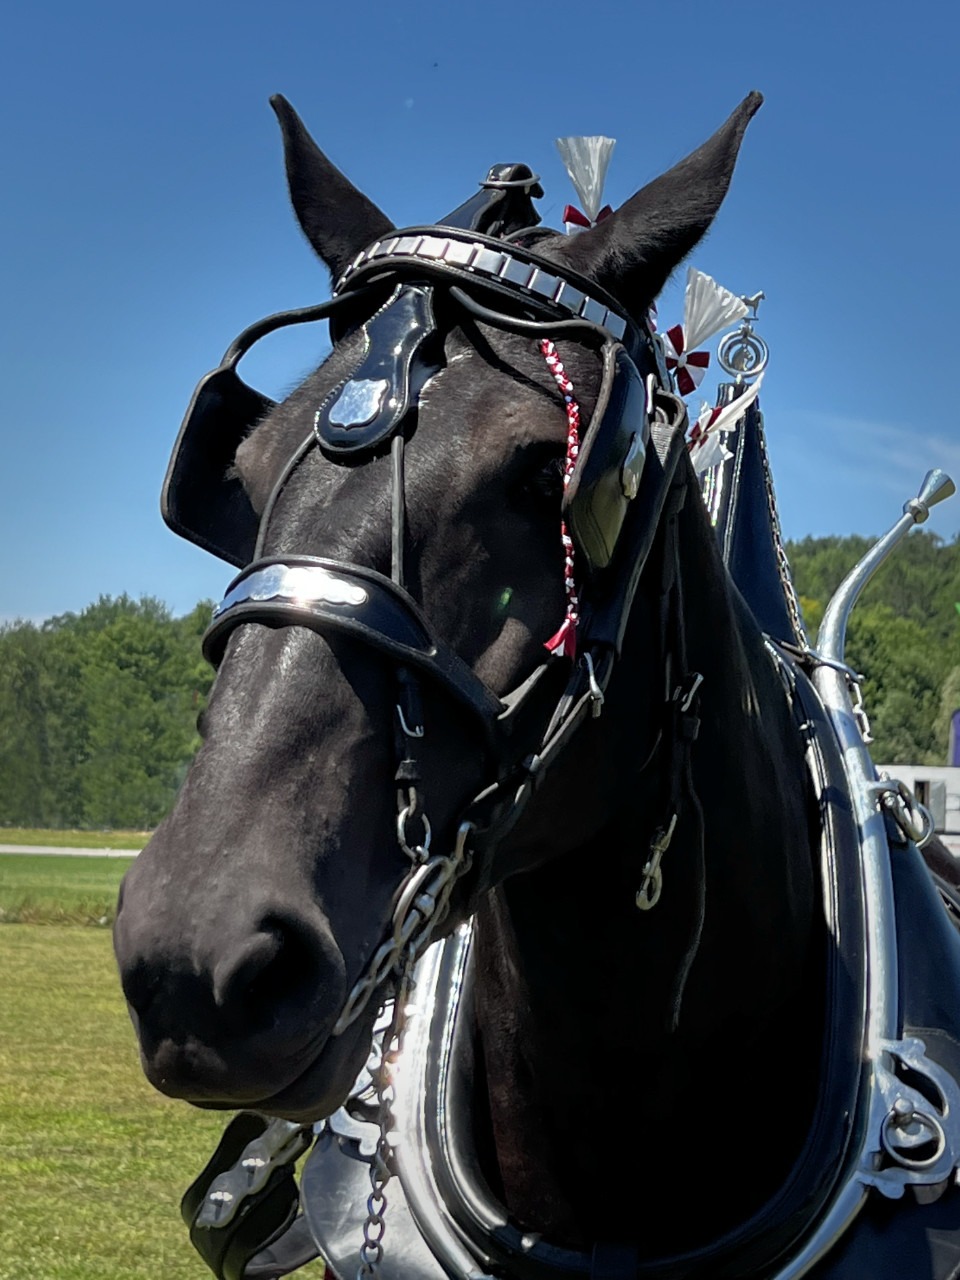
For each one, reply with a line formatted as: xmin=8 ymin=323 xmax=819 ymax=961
xmin=814 ymin=467 xmax=955 ymax=1050
xmin=818 ymin=469 xmax=955 ymax=667
xmin=782 ymin=469 xmax=956 ymax=1278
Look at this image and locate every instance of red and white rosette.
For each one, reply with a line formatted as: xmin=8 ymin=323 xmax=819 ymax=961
xmin=663 ymin=268 xmax=750 ymax=397
xmin=662 ymin=325 xmax=710 ymax=396
xmin=685 ymin=373 xmax=765 ymax=475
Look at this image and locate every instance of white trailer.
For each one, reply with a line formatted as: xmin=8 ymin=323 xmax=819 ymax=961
xmin=876 ymin=764 xmax=960 ymax=856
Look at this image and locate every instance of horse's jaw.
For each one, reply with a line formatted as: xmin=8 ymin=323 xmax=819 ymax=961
xmin=135 ymin=1000 xmax=380 ymax=1123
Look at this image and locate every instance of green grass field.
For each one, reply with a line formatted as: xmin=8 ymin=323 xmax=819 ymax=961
xmin=0 ymin=860 xmax=326 ymax=1279
xmin=0 ymin=854 xmax=133 ymax=924
xmin=0 ymin=827 xmax=150 ymax=851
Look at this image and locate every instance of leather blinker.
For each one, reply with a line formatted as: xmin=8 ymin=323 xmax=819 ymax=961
xmin=564 ymin=344 xmax=650 ymax=574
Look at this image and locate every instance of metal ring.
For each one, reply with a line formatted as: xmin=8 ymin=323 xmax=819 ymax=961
xmin=717 ymin=329 xmax=769 ymax=378
xmin=480 ymin=173 xmax=542 ymax=190
xmin=880 ymin=1105 xmax=946 ymax=1170
xmin=879 ymin=781 xmax=934 ymax=847
xmin=397 ymin=806 xmax=432 ymax=860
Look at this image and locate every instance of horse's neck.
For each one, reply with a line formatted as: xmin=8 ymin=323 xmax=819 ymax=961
xmin=472 ymin=482 xmax=819 ymax=1249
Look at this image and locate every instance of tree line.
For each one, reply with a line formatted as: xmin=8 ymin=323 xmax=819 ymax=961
xmin=787 ymin=531 xmax=960 ymax=765
xmin=0 ymin=597 xmax=212 ymax=830
xmin=1 ymin=530 xmax=958 ymax=830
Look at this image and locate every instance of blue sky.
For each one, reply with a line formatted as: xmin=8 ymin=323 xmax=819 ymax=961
xmin=3 ymin=0 xmax=958 ymax=622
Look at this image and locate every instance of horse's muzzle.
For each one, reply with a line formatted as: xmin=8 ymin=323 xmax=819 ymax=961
xmin=113 ymin=840 xmax=360 ymax=1115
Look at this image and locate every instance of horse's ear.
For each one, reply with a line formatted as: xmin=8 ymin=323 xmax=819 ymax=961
xmin=550 ymin=92 xmax=762 ymax=316
xmin=270 ymin=95 xmax=395 ymax=280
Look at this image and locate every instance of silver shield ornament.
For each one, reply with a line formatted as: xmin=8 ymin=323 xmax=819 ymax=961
xmin=327 ymin=378 xmax=390 ymax=430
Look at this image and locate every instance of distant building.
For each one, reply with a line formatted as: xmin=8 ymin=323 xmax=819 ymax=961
xmin=876 ymin=764 xmax=960 ymax=857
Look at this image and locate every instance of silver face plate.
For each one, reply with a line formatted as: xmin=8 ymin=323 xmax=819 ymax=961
xmin=329 ymin=379 xmax=390 ymax=430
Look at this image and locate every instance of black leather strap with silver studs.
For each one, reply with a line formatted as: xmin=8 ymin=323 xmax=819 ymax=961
xmin=337 ymin=226 xmax=633 ymax=345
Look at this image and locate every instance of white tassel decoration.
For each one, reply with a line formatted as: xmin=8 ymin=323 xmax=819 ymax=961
xmin=555 ymin=136 xmax=616 ymax=228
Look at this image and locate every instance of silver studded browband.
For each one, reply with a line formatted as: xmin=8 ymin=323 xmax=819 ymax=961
xmin=337 ymin=228 xmax=629 ymax=343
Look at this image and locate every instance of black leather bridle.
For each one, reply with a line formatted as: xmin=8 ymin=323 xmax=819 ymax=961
xmin=188 ymin=226 xmax=693 ymax=1032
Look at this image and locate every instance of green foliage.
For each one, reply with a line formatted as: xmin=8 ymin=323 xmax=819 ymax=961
xmin=3 ymin=534 xmax=959 ymax=828
xmin=0 ymin=596 xmax=213 ymax=830
xmin=786 ymin=531 xmax=960 ymax=763
xmin=0 ymin=853 xmax=133 ymax=925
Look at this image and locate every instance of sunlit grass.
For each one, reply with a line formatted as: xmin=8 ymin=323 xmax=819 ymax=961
xmin=0 ymin=854 xmax=133 ymax=925
xmin=0 ymin=926 xmax=325 ymax=1279
xmin=0 ymin=826 xmax=150 ymax=850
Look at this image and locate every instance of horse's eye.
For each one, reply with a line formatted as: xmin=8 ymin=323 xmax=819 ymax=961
xmin=517 ymin=453 xmax=564 ymax=506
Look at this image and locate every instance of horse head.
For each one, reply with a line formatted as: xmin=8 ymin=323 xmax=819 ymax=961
xmin=114 ymin=92 xmax=763 ymax=1122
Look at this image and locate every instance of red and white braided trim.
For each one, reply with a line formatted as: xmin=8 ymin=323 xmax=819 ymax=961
xmin=539 ymin=338 xmax=581 ymax=659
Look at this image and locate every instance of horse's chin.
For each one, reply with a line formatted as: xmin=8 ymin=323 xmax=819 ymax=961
xmin=242 ymin=1015 xmax=377 ymax=1121
xmin=142 ymin=1003 xmax=379 ymax=1124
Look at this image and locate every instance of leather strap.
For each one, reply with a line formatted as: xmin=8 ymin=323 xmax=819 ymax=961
xmin=181 ymin=1115 xmax=315 ymax=1280
xmin=590 ymin=1243 xmax=639 ymax=1280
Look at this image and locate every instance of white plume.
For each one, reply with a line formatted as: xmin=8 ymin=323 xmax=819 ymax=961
xmin=555 ymin=136 xmax=616 ymax=223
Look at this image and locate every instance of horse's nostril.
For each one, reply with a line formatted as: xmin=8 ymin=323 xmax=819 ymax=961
xmin=120 ymin=958 xmax=157 ymax=1019
xmin=213 ymin=917 xmax=327 ymax=1033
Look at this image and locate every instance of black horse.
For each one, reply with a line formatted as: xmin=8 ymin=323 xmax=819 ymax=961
xmin=114 ymin=94 xmax=960 ymax=1279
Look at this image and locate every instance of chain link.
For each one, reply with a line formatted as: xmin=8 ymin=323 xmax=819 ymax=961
xmin=333 ymin=820 xmax=473 ymax=1030
xmin=396 ymin=795 xmax=432 ymax=862
xmin=356 ymin=966 xmax=414 ymax=1280
xmin=755 ymin=407 xmax=808 ymax=648
xmin=343 ymin=805 xmax=474 ymax=1278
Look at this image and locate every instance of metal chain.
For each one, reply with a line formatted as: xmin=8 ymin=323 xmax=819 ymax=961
xmin=755 ymin=406 xmax=808 ymax=648
xmin=346 ymin=798 xmax=475 ymax=1276
xmin=356 ymin=964 xmax=415 ymax=1280
xmin=396 ymin=787 xmax=432 ymax=861
xmin=333 ymin=820 xmax=474 ymax=1032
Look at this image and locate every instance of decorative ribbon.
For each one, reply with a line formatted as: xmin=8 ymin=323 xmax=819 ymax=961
xmin=661 ymin=324 xmax=710 ymax=397
xmin=661 ymin=269 xmax=749 ymax=398
xmin=687 ymin=405 xmax=722 ymax=448
xmin=539 ymin=339 xmax=581 ymax=659
xmin=685 ymin=372 xmax=765 ymax=475
xmin=562 ymin=203 xmax=612 ymax=234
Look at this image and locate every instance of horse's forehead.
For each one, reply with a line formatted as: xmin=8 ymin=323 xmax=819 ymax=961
xmin=423 ymin=335 xmax=572 ymax=456
xmin=236 ymin=329 xmax=573 ymax=510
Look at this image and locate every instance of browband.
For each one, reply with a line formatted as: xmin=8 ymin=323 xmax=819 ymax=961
xmin=336 ymin=225 xmax=641 ymax=353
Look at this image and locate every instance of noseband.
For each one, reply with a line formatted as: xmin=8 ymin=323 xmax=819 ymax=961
xmin=191 ymin=225 xmax=691 ymax=1034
